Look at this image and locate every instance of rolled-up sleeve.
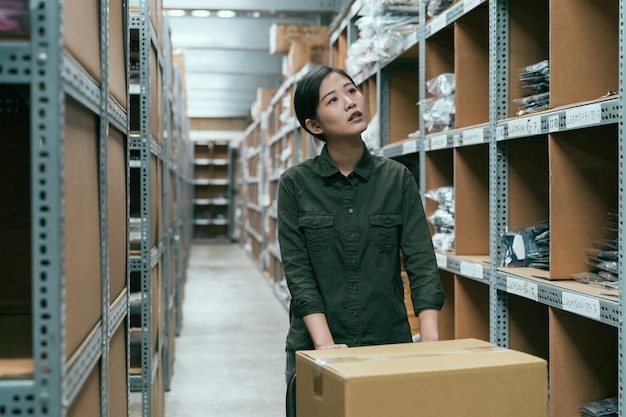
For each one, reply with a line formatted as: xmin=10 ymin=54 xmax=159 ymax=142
xmin=277 ymin=172 xmax=326 ymax=318
xmin=399 ymin=169 xmax=446 ymax=314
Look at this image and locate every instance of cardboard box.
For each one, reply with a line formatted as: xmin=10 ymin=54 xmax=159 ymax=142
xmin=296 ymin=338 xmax=547 ymax=417
xmin=286 ymin=40 xmax=330 ymax=78
xmin=270 ymin=24 xmax=329 ymax=55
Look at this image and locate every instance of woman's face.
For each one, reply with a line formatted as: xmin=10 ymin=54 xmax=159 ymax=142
xmin=307 ymin=72 xmax=368 ymax=140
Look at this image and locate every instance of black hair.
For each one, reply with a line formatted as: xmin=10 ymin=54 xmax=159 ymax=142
xmin=293 ymin=66 xmax=357 ymax=142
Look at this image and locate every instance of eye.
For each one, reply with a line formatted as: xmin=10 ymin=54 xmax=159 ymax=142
xmin=348 ymin=87 xmax=358 ymax=94
xmin=327 ymin=96 xmax=338 ymax=104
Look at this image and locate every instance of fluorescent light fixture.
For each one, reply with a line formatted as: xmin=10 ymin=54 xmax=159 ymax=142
xmin=216 ymin=10 xmax=236 ymax=18
xmin=166 ymin=9 xmax=186 ymax=17
xmin=252 ymin=11 xmax=261 ymax=18
xmin=191 ymin=10 xmax=211 ymax=17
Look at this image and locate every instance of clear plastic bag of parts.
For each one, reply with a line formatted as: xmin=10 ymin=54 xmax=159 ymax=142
xmin=426 ymin=186 xmax=455 ymax=252
xmin=515 ymin=60 xmax=550 ymax=116
xmin=425 ymin=0 xmax=454 ymax=17
xmin=579 ymin=396 xmax=618 ymax=417
xmin=571 ymin=209 xmax=619 ymax=289
xmin=500 ymin=220 xmax=550 ymax=269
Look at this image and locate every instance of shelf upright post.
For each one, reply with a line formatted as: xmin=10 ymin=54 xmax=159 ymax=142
xmin=30 ymin=0 xmax=64 ymax=415
xmin=488 ymin=0 xmax=511 ymax=347
xmin=418 ymin=0 xmax=427 ymax=201
xmin=98 ymin=0 xmax=112 ymax=414
xmin=378 ymin=63 xmax=390 ymax=148
xmin=128 ymin=0 xmax=153 ymax=414
xmin=619 ymin=0 xmax=625 ymax=413
xmin=171 ymin=65 xmax=183 ymax=336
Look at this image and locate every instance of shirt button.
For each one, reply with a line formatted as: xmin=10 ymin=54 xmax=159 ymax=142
xmin=348 ymin=208 xmax=354 ymax=214
xmin=386 ymin=218 xmax=391 ymax=224
xmin=350 ymin=233 xmax=356 ymax=239
xmin=352 ymin=284 xmax=357 ymax=290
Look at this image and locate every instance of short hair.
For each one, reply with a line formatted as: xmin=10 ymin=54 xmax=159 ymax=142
xmin=293 ymin=66 xmax=357 ymax=142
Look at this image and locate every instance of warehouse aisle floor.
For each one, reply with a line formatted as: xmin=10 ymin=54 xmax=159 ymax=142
xmin=131 ymin=243 xmax=290 ymax=417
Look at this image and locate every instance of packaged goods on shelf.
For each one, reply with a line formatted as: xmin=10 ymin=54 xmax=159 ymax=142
xmin=425 ymin=0 xmax=454 ymax=18
xmin=514 ymin=59 xmax=550 ymax=116
xmin=346 ymin=3 xmax=419 ymax=75
xmin=420 ymin=73 xmax=455 ymax=132
xmin=0 ymin=0 xmax=29 ymax=37
xmin=579 ymin=396 xmax=618 ymax=417
xmin=426 ymin=185 xmax=455 ymax=252
xmin=500 ymin=220 xmax=550 ymax=269
xmin=571 ymin=209 xmax=619 ymax=290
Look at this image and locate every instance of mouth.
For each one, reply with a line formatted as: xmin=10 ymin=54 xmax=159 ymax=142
xmin=348 ymin=111 xmax=363 ymax=122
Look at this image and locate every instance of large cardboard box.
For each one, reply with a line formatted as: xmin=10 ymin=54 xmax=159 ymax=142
xmin=270 ymin=24 xmax=329 ymax=55
xmin=285 ymin=40 xmax=330 ymax=78
xmin=296 ymin=338 xmax=547 ymax=417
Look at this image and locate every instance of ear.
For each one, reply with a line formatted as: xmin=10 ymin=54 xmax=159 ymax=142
xmin=305 ymin=118 xmax=323 ymax=135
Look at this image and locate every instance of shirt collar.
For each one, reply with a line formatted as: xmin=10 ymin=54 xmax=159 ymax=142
xmin=317 ymin=142 xmax=373 ymax=181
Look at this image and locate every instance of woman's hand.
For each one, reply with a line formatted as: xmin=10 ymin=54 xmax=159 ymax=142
xmin=319 ymin=344 xmax=348 ymax=349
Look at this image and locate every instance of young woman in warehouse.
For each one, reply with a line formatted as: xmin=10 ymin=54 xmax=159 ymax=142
xmin=277 ymin=65 xmax=446 ymax=388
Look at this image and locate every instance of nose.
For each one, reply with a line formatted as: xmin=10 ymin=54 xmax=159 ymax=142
xmin=344 ymin=96 xmax=355 ymax=110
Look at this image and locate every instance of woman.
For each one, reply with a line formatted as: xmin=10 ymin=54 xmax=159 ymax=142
xmin=278 ymin=66 xmax=446 ymax=386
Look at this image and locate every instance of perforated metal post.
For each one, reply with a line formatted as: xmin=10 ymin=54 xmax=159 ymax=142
xmin=618 ymin=0 xmax=625 ymax=415
xmin=489 ymin=0 xmax=510 ymax=347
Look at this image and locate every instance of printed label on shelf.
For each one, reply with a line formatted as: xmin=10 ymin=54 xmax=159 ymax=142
xmin=548 ymin=115 xmax=560 ymax=132
xmin=460 ymin=261 xmax=484 ymax=279
xmin=562 ymin=292 xmax=601 ymax=320
xmin=565 ymin=103 xmax=602 ymax=130
xmin=462 ymin=128 xmax=484 ymax=146
xmin=430 ymin=14 xmax=446 ymax=34
xmin=507 ymin=116 xmax=541 ymax=138
xmin=496 ymin=126 xmax=505 ymax=141
xmin=506 ymin=277 xmax=538 ymax=301
xmin=402 ymin=140 xmax=418 ymax=154
xmin=453 ymin=133 xmax=462 ymax=147
xmin=430 ymin=134 xmax=447 ymax=150
xmin=435 ymin=253 xmax=447 ymax=269
xmin=464 ymin=0 xmax=482 ymax=12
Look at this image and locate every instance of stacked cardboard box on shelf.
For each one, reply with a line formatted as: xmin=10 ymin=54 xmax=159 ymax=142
xmin=268 ymin=23 xmax=330 ymax=78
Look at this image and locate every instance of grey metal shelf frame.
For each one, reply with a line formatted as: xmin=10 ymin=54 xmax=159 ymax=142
xmin=0 ymin=0 xmax=130 ymax=416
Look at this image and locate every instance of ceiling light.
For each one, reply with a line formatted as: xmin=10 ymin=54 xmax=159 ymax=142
xmin=191 ymin=10 xmax=211 ymax=17
xmin=252 ymin=11 xmax=261 ymax=18
xmin=216 ymin=10 xmax=236 ymax=18
xmin=166 ymin=9 xmax=186 ymax=17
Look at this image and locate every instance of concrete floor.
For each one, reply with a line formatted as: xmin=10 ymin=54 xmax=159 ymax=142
xmin=131 ymin=243 xmax=289 ymax=417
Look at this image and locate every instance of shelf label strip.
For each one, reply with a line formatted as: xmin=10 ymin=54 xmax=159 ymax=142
xmin=430 ymin=134 xmax=447 ymax=150
xmin=460 ymin=261 xmax=484 ymax=279
xmin=462 ymin=128 xmax=485 ymax=146
xmin=565 ymin=103 xmax=602 ymax=130
xmin=402 ymin=140 xmax=418 ymax=154
xmin=435 ymin=253 xmax=447 ymax=269
xmin=562 ymin=291 xmax=601 ymax=320
xmin=506 ymin=277 xmax=538 ymax=301
xmin=507 ymin=116 xmax=542 ymax=138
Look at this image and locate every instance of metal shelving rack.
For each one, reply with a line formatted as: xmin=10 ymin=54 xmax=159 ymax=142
xmin=0 ymin=0 xmax=130 ymax=416
xmin=128 ymin=0 xmax=163 ymax=415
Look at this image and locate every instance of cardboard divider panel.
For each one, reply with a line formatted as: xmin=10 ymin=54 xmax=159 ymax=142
xmin=454 ymin=6 xmax=489 ymax=128
xmin=331 ymin=27 xmax=348 ymax=72
xmin=454 ymin=276 xmax=489 ymax=341
xmin=63 ymin=0 xmax=100 ymax=84
xmin=108 ymin=127 xmax=128 ymax=303
xmin=508 ymin=0 xmax=549 ymax=118
xmin=151 ymin=155 xmax=159 ymax=249
xmin=549 ymin=125 xmax=618 ymax=279
xmin=425 ymin=26 xmax=454 ymax=133
xmin=108 ymin=324 xmax=129 ymax=417
xmin=67 ymin=364 xmax=100 ymax=417
xmin=438 ymin=270 xmax=455 ymax=341
xmin=507 ymin=137 xmax=549 ymax=230
xmin=508 ymin=294 xmax=549 ymax=361
xmin=388 ymin=65 xmax=420 ymax=143
xmin=64 ymin=98 xmax=102 ymax=357
xmin=151 ymin=357 xmax=165 ymax=417
xmin=0 ymin=315 xmax=33 ymax=379
xmin=151 ymin=45 xmax=159 ymax=142
xmin=549 ymin=308 xmax=618 ymax=417
xmin=550 ymin=0 xmax=618 ymax=108
xmin=453 ymin=144 xmax=489 ymax=255
xmin=110 ymin=0 xmax=127 ymax=108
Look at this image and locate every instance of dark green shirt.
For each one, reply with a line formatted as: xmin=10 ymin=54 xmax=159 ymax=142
xmin=277 ymin=143 xmax=446 ymax=352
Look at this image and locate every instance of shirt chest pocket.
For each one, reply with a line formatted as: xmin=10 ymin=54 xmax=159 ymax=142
xmin=370 ymin=214 xmax=402 ymax=252
xmin=299 ymin=214 xmax=334 ymax=253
